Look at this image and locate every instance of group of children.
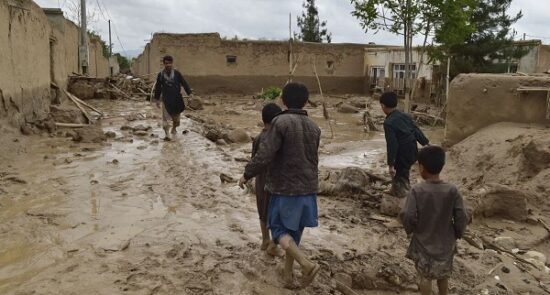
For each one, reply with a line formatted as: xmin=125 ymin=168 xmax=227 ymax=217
xmin=239 ymin=84 xmax=469 ymax=294
xmin=152 ymin=58 xmax=468 ymax=292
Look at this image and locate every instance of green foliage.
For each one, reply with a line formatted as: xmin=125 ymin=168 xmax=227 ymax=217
xmin=296 ymin=0 xmax=332 ymax=43
xmin=114 ymin=53 xmax=131 ymax=71
xmin=256 ymin=87 xmax=282 ymax=100
xmin=430 ymin=0 xmax=527 ymax=77
xmin=88 ymin=30 xmax=110 ymax=58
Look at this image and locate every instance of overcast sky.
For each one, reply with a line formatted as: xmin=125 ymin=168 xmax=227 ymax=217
xmin=34 ymin=0 xmax=550 ymax=56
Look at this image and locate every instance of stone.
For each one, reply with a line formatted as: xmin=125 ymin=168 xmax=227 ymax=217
xmin=132 ymin=124 xmax=151 ymax=132
xmin=337 ymin=103 xmax=360 ymax=114
xmin=525 ymin=251 xmax=547 ymax=264
xmin=69 ymin=80 xmax=96 ymax=100
xmin=104 ymin=131 xmax=116 ymax=138
xmin=205 ymin=128 xmax=222 ymax=142
xmin=74 ymin=126 xmax=106 ymax=143
xmin=133 ymin=130 xmax=148 ymax=136
xmin=493 ymin=237 xmax=517 ymax=251
xmin=120 ymin=125 xmax=132 ymax=131
xmin=216 ymin=139 xmax=227 ymax=146
xmin=225 ymin=129 xmax=251 ymax=144
xmin=349 ymin=97 xmax=367 ymax=109
xmin=380 ymin=194 xmax=404 ymax=217
xmin=220 ymin=173 xmax=235 ymax=184
xmin=20 ymin=125 xmax=34 ymax=135
xmin=333 ymin=167 xmax=372 ymax=194
xmin=187 ymin=97 xmax=204 ymax=110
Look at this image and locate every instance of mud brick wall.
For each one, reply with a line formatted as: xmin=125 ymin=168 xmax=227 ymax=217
xmin=0 ymin=0 xmax=52 ymax=127
xmin=445 ymin=74 xmax=550 ymax=146
xmin=133 ymin=33 xmax=369 ymax=94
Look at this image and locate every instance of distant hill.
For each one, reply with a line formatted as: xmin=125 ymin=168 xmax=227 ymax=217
xmin=115 ymin=49 xmax=143 ymax=59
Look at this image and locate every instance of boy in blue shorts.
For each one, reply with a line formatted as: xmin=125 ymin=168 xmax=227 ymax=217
xmin=239 ymin=82 xmax=321 ymax=288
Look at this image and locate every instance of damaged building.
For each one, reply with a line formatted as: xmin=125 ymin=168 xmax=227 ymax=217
xmin=0 ymin=0 xmax=116 ymax=130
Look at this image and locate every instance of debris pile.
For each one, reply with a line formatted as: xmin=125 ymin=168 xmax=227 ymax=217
xmin=68 ymin=74 xmax=153 ymax=101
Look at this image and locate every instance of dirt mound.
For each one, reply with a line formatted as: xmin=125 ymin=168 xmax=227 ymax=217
xmin=444 ymin=122 xmax=550 ymax=216
xmin=50 ymin=104 xmax=87 ymax=124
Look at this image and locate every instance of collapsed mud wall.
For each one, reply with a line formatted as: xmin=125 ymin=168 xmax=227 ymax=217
xmin=445 ymin=74 xmax=550 ymax=146
xmin=0 ymin=0 xmax=52 ymax=127
xmin=133 ymin=33 xmax=368 ymax=94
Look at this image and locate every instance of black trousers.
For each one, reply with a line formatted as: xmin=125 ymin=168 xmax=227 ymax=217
xmin=393 ymin=141 xmax=418 ymax=197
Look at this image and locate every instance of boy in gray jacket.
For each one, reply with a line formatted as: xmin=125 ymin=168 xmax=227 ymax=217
xmin=239 ymin=82 xmax=321 ymax=288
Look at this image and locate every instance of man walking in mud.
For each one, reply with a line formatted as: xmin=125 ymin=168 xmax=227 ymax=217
xmin=153 ymin=55 xmax=193 ymax=141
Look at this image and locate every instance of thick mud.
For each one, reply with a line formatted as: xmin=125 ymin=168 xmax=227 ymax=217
xmin=0 ymin=96 xmax=548 ymax=295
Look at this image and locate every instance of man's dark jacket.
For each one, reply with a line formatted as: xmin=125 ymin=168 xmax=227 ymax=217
xmin=153 ymin=69 xmax=192 ymax=115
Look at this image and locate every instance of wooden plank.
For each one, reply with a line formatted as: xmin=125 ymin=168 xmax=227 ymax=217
xmin=517 ymin=87 xmax=550 ymax=91
xmin=55 ymin=122 xmax=87 ymax=128
xmin=63 ymin=89 xmax=93 ymax=124
xmin=547 ymin=90 xmax=550 ymax=120
xmin=67 ymin=91 xmax=104 ymax=116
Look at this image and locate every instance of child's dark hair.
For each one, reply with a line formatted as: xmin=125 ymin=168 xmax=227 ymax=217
xmin=262 ymin=103 xmax=282 ymax=124
xmin=163 ymin=55 xmax=173 ymax=63
xmin=379 ymin=91 xmax=398 ymax=108
xmin=418 ymin=145 xmax=446 ymax=174
xmin=282 ymin=82 xmax=309 ymax=109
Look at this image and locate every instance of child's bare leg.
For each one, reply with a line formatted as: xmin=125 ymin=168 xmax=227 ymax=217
xmin=419 ymin=277 xmax=432 ymax=295
xmin=279 ymin=234 xmax=320 ymax=287
xmin=437 ymin=278 xmax=448 ymax=295
xmin=260 ymin=221 xmax=270 ymax=250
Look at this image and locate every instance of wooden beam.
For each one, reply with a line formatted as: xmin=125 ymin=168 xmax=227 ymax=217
xmin=55 ymin=122 xmax=87 ymax=128
xmin=63 ymin=89 xmax=93 ymax=124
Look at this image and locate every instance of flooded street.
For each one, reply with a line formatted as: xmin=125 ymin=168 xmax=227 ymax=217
xmin=2 ymin=95 xmax=532 ymax=295
xmin=1 ymin=97 xmax=419 ymax=294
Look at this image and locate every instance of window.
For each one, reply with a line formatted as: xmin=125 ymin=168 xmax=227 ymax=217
xmin=326 ymin=61 xmax=334 ymax=69
xmin=226 ymin=55 xmax=237 ymax=64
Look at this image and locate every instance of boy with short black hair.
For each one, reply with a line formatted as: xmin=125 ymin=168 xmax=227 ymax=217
xmin=380 ymin=91 xmax=429 ymax=197
xmin=239 ymin=82 xmax=321 ymax=288
xmin=399 ymin=145 xmax=469 ymax=295
xmin=253 ymin=103 xmax=284 ymax=257
xmin=153 ymin=55 xmax=193 ymax=141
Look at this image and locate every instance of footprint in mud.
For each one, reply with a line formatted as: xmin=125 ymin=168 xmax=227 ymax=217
xmin=228 ymin=223 xmax=244 ymax=234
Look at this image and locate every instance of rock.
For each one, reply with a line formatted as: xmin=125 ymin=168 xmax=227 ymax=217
xmin=493 ymin=237 xmax=517 ymax=251
xmin=525 ymin=251 xmax=547 ymax=264
xmin=132 ymin=124 xmax=151 ymax=132
xmin=216 ymin=139 xmax=227 ymax=146
xmin=20 ymin=124 xmax=34 ymax=135
xmin=333 ymin=167 xmax=372 ymax=194
xmin=104 ymin=131 xmax=116 ymax=138
xmin=474 ymin=184 xmax=530 ymax=221
xmin=349 ymin=97 xmax=367 ymax=109
xmin=501 ymin=266 xmax=510 ymax=273
xmin=220 ymin=173 xmax=235 ymax=184
xmin=205 ymin=128 xmax=222 ymax=142
xmin=187 ymin=97 xmax=204 ymax=110
xmin=133 ymin=130 xmax=148 ymax=136
xmin=337 ymin=103 xmax=360 ymax=114
xmin=225 ymin=129 xmax=251 ymax=144
xmin=120 ymin=125 xmax=132 ymax=131
xmin=69 ymin=80 xmax=96 ymax=100
xmin=380 ymin=194 xmax=404 ymax=217
xmin=74 ymin=126 xmax=106 ymax=143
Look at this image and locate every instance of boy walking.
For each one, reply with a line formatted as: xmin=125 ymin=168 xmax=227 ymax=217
xmin=380 ymin=92 xmax=429 ymax=197
xmin=399 ymin=145 xmax=469 ymax=295
xmin=239 ymin=83 xmax=321 ymax=288
xmin=153 ymin=55 xmax=193 ymax=141
xmin=252 ymin=103 xmax=284 ymax=257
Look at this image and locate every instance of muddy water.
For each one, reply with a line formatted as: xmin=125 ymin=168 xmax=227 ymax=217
xmin=0 ymin=97 xmax=431 ymax=294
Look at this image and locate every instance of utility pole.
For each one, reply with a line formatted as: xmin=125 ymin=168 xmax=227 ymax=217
xmin=108 ymin=19 xmax=113 ymax=76
xmin=79 ymin=0 xmax=88 ymax=75
xmin=108 ymin=20 xmax=112 ymax=55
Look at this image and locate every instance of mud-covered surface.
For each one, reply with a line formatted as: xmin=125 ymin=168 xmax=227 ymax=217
xmin=1 ymin=95 xmax=549 ymax=295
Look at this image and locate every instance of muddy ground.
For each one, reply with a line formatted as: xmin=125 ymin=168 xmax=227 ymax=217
xmin=1 ymin=95 xmax=549 ymax=295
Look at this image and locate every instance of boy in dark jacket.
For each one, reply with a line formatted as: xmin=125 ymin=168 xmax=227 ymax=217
xmin=253 ymin=103 xmax=284 ymax=257
xmin=380 ymin=92 xmax=429 ymax=197
xmin=239 ymin=83 xmax=321 ymax=288
xmin=399 ymin=145 xmax=469 ymax=295
xmin=153 ymin=55 xmax=193 ymax=141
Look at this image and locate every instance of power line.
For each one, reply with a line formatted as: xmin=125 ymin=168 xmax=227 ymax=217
xmin=95 ymin=0 xmax=128 ymax=56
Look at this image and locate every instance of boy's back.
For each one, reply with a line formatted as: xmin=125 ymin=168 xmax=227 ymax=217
xmin=400 ymin=181 xmax=468 ymax=259
xmin=245 ymin=109 xmax=321 ymax=196
xmin=384 ymin=110 xmax=429 ymax=146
